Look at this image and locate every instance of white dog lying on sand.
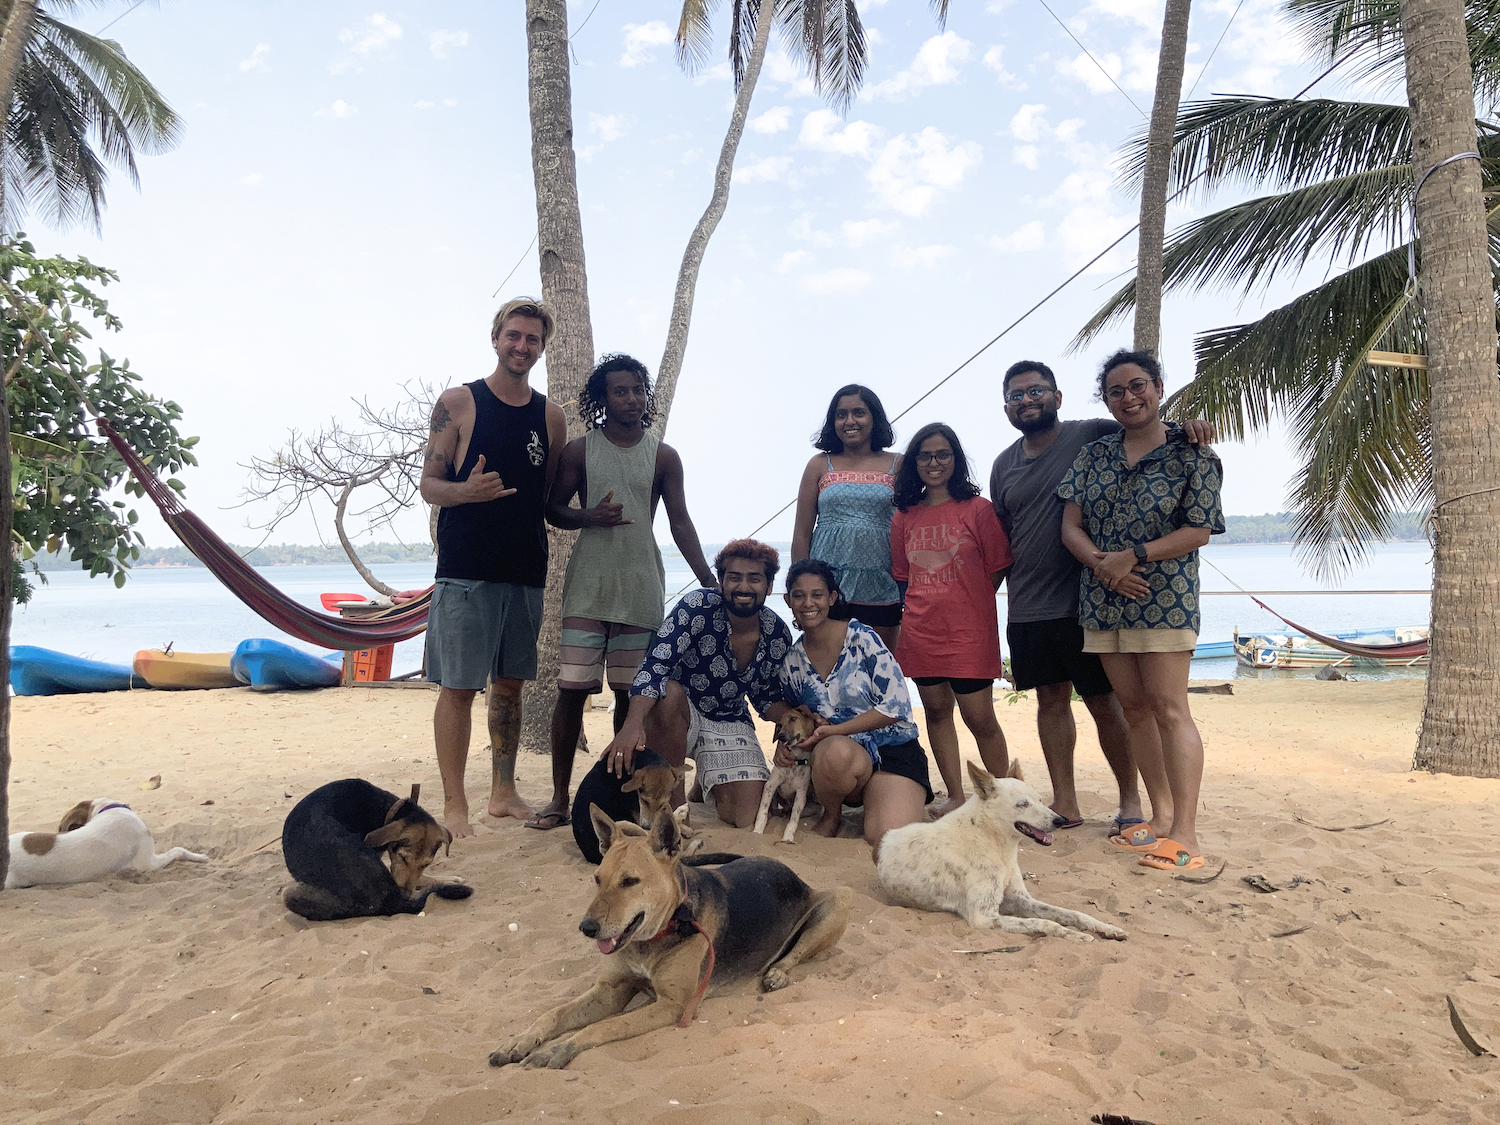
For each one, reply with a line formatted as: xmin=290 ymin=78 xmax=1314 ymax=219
xmin=5 ymin=798 xmax=207 ymax=889
xmin=876 ymin=762 xmax=1126 ymax=942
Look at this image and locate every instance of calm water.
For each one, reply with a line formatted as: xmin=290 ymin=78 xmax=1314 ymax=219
xmin=11 ymin=542 xmax=1433 ymax=681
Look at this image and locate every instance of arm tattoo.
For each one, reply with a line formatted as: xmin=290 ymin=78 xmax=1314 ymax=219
xmin=423 ymin=441 xmax=449 ymax=469
xmin=429 ymin=400 xmax=453 ymax=434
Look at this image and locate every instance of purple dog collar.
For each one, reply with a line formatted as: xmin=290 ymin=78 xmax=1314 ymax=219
xmin=93 ymin=802 xmax=132 ymax=815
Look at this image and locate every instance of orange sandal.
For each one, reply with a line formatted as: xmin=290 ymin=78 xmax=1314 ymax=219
xmin=1137 ymin=838 xmax=1204 ymax=871
xmin=1109 ymin=821 xmax=1159 ymax=851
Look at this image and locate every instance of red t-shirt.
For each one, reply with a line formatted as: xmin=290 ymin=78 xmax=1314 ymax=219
xmin=890 ymin=496 xmax=1014 ymax=679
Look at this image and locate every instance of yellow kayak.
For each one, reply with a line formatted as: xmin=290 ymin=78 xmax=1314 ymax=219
xmin=132 ymin=649 xmax=240 ymax=690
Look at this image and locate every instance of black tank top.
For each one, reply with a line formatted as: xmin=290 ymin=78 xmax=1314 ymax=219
xmin=435 ymin=381 xmax=550 ymax=586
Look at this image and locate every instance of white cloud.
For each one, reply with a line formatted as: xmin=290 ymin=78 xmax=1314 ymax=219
xmin=589 ymin=112 xmax=629 ymax=142
xmin=749 ymin=106 xmax=792 ymax=135
xmin=316 ymin=100 xmax=359 ymax=120
xmin=240 ymin=172 xmax=264 ymax=186
xmin=789 ymin=215 xmax=835 ymax=247
xmin=762 ymin=50 xmax=819 ymax=97
xmin=415 ymin=100 xmax=435 ymax=109
xmin=240 ymin=44 xmax=269 ymax=72
xmin=893 ymin=244 xmax=955 ymax=269
xmin=1056 ymin=50 xmax=1124 ymax=95
xmin=801 ymin=268 xmax=874 ymax=294
xmin=842 ymin=218 xmax=899 ymax=246
xmin=429 ymin=30 xmax=469 ymax=59
xmin=1012 ymin=145 xmax=1039 ymax=169
xmin=620 ymin=21 xmax=673 ymax=67
xmin=799 ymin=109 xmax=883 ymax=158
xmin=778 ymin=250 xmax=811 ymax=274
xmin=1010 ymin=103 xmax=1049 ymax=143
xmin=985 ymin=0 xmax=1015 ymax=11
xmin=982 ymin=44 xmax=1019 ymax=86
xmin=867 ymin=127 xmax=981 ymax=216
xmin=733 ymin=155 xmax=793 ymax=183
xmin=1057 ymin=205 xmax=1133 ymax=273
xmin=1089 ymin=0 xmax=1164 ymax=31
xmin=331 ymin=14 xmax=402 ymax=73
xmin=862 ymin=31 xmax=972 ymax=101
xmin=990 ymin=221 xmax=1046 ymax=253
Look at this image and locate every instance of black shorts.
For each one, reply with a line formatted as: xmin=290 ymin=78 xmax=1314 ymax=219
xmin=912 ymin=676 xmax=994 ymax=696
xmin=1006 ymin=617 xmax=1115 ymax=698
xmin=844 ymin=739 xmax=934 ymax=805
xmin=830 ymin=600 xmax=903 ymax=628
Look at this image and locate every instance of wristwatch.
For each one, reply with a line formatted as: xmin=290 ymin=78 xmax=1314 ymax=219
xmin=1133 ymin=543 xmax=1149 ymax=563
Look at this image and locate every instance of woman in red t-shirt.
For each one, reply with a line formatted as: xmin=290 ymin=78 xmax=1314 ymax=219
xmin=890 ymin=423 xmax=1014 ymax=815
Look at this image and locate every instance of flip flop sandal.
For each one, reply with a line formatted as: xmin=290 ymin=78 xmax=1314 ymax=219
xmin=523 ymin=810 xmax=570 ymax=831
xmin=1109 ymin=821 xmax=1159 ymax=851
xmin=1108 ymin=815 xmax=1147 ymax=838
xmin=1137 ymin=838 xmax=1205 ymax=870
xmin=1050 ymin=810 xmax=1085 ymax=830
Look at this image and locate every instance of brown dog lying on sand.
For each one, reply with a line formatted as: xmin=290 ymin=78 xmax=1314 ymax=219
xmin=752 ymin=704 xmax=820 ymax=844
xmin=489 ymin=805 xmax=852 ymax=1070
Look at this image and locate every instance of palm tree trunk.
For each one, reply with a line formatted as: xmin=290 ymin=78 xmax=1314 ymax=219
xmin=522 ymin=0 xmax=594 ymax=753
xmin=1403 ymin=0 xmax=1500 ymax=777
xmin=653 ymin=0 xmax=775 ymax=427
xmin=1134 ymin=0 xmax=1191 ymax=358
xmin=0 ymin=0 xmax=37 ymax=890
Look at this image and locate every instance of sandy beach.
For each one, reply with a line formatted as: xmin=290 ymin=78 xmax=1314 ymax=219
xmin=3 ymin=677 xmax=1498 ymax=1125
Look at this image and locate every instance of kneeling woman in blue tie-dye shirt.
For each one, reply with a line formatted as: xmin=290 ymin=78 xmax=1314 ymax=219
xmin=777 ymin=558 xmax=934 ymax=849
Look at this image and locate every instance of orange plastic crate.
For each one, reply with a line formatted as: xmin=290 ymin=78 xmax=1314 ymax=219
xmin=346 ymin=643 xmax=394 ymax=683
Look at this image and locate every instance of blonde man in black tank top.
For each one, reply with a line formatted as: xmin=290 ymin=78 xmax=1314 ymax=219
xmin=421 ymin=299 xmax=568 ymax=840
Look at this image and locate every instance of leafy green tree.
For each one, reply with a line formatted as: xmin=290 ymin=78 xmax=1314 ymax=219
xmin=1074 ymin=0 xmax=1500 ymax=574
xmin=1 ymin=234 xmax=198 ymax=601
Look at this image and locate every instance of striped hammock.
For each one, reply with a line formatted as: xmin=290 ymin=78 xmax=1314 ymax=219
xmin=99 ymin=418 xmax=432 ymax=649
xmin=1249 ymin=596 xmax=1430 ymax=660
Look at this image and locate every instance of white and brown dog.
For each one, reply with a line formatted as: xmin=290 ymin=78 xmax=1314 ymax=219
xmin=876 ymin=762 xmax=1126 ymax=942
xmin=4 ymin=799 xmax=208 ymax=889
xmin=752 ymin=705 xmax=820 ymax=844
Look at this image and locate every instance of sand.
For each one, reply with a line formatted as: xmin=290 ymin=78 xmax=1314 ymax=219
xmin=3 ymin=678 xmax=1499 ymax=1125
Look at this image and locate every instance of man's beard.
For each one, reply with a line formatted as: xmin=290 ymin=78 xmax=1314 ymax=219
xmin=725 ymin=595 xmax=763 ymax=617
xmin=1010 ymin=405 xmax=1058 ymax=435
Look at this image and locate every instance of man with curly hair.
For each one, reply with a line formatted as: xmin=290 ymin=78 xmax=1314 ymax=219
xmin=526 ymin=353 xmax=715 ymax=831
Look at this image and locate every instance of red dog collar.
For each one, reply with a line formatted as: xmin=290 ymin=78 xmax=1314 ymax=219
xmin=649 ymin=898 xmax=716 ymax=1027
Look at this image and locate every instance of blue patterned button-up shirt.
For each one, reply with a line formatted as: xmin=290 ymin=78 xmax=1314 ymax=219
xmin=630 ymin=588 xmax=793 ymax=723
xmin=1055 ymin=424 xmax=1225 ymax=633
xmin=779 ymin=620 xmax=920 ymax=763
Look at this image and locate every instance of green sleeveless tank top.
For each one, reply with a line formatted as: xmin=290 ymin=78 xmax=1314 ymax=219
xmin=560 ymin=429 xmax=666 ymax=627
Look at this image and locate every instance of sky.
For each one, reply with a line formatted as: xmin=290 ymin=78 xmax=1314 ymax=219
xmin=29 ymin=0 xmax=1379 ymax=561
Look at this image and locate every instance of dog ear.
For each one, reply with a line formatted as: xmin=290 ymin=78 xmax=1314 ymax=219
xmin=409 ymin=783 xmax=421 ymax=805
xmin=364 ymin=821 xmax=408 ymax=849
xmin=57 ymin=800 xmax=94 ymax=834
xmin=672 ymin=766 xmax=689 ymax=785
xmin=649 ymin=806 xmax=682 ymax=858
xmin=966 ymin=760 xmax=997 ymax=800
xmin=620 ymin=772 xmax=643 ymax=793
xmin=1005 ymin=759 xmax=1025 ymax=782
xmin=590 ymin=803 xmax=618 ymax=853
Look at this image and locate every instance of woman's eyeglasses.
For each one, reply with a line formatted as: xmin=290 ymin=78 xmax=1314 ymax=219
xmin=915 ymin=450 xmax=954 ymax=465
xmin=1005 ymin=386 xmax=1052 ymax=404
xmin=1105 ymin=378 xmax=1155 ymax=402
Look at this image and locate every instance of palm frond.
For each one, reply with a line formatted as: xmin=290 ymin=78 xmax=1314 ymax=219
xmin=35 ymin=16 xmax=182 ymax=155
xmin=1116 ymin=97 xmax=1419 ymax=199
xmin=676 ymin=0 xmax=724 ymax=73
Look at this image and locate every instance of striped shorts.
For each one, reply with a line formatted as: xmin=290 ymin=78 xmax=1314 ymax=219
xmin=557 ymin=617 xmax=654 ymax=693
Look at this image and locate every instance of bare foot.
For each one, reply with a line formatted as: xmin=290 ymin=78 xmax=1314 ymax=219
xmin=488 ymin=790 xmax=534 ymax=822
xmin=687 ymin=780 xmax=703 ymax=803
xmin=929 ymin=795 xmax=966 ymax=819
xmin=810 ymin=813 xmax=841 ymax=837
xmin=444 ymin=797 xmax=475 ymax=840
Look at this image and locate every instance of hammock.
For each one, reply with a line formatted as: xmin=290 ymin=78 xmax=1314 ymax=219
xmin=1248 ymin=596 xmax=1430 ymax=661
xmin=99 ymin=418 xmax=432 ymax=649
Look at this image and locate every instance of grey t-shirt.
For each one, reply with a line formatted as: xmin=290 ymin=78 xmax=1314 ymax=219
xmin=990 ymin=418 xmax=1120 ymax=623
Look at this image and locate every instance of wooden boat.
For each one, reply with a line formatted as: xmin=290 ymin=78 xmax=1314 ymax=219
xmin=1234 ymin=626 xmax=1430 ymax=670
xmin=231 ymin=638 xmax=343 ymax=690
xmin=1190 ymin=639 xmax=1235 ymax=660
xmin=10 ymin=646 xmax=146 ymax=696
xmin=132 ymin=649 xmax=240 ymax=690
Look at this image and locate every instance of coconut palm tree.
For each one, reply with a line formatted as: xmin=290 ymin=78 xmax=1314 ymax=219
xmin=0 ymin=0 xmax=181 ymax=233
xmin=1074 ymin=0 xmax=1500 ymax=575
xmin=1135 ymin=0 xmax=1193 ymax=356
xmin=655 ymin=0 xmax=870 ymax=422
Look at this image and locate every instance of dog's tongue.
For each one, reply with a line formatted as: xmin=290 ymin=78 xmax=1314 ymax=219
xmin=596 ymin=936 xmax=618 ymax=954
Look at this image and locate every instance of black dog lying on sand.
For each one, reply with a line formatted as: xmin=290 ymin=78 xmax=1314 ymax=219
xmin=282 ymin=778 xmax=472 ymax=920
xmin=571 ymin=748 xmax=688 ymax=865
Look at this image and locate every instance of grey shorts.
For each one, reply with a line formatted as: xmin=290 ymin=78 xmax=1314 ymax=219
xmin=427 ymin=579 xmax=544 ymax=689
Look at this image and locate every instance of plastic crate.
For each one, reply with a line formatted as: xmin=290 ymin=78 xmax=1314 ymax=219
xmin=344 ymin=643 xmax=394 ymax=684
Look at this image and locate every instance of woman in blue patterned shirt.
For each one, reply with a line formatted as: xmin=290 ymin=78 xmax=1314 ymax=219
xmin=778 ymin=558 xmax=933 ymax=849
xmin=1057 ymin=350 xmax=1224 ymax=873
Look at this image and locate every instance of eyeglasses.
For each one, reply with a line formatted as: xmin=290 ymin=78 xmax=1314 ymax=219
xmin=1105 ymin=377 xmax=1155 ymax=402
xmin=1005 ymin=386 xmax=1052 ymax=404
xmin=915 ymin=450 xmax=954 ymax=466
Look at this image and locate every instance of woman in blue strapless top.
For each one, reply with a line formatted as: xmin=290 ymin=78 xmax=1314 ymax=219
xmin=791 ymin=384 xmax=904 ymax=651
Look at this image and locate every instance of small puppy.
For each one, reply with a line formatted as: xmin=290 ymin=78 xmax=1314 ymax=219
xmin=752 ymin=705 xmax=819 ymax=843
xmin=571 ymin=748 xmax=689 ymax=865
xmin=876 ymin=761 xmax=1126 ymax=942
xmin=281 ymin=778 xmax=472 ymax=921
xmin=4 ymin=799 xmax=207 ymax=889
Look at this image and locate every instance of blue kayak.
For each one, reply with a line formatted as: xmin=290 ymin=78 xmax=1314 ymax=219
xmin=231 ymin=639 xmax=343 ymax=690
xmin=10 ymin=645 xmax=148 ymax=696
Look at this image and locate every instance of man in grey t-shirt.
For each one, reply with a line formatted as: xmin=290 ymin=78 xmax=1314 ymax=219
xmin=990 ymin=359 xmax=1213 ymax=837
